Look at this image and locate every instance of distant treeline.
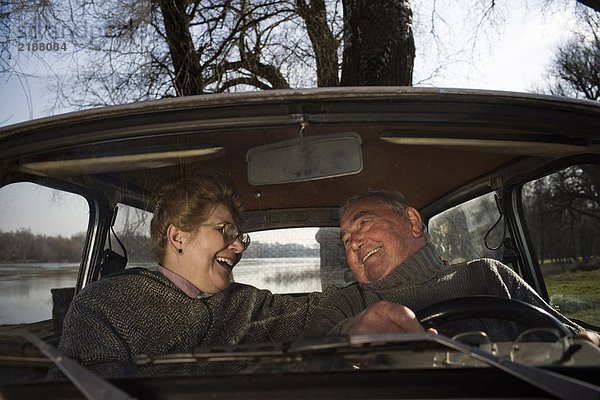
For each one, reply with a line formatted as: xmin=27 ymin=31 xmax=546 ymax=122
xmin=0 ymin=229 xmax=319 ymax=263
xmin=0 ymin=230 xmax=86 ymax=263
xmin=244 ymin=242 xmax=319 ymax=258
xmin=119 ymin=233 xmax=320 ymax=261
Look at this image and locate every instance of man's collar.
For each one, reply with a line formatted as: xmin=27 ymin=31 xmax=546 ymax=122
xmin=362 ymin=244 xmax=445 ymax=290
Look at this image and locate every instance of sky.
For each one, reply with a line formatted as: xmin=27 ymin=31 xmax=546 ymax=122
xmin=0 ymin=182 xmax=89 ymax=237
xmin=0 ymin=1 xmax=584 ymax=238
xmin=0 ymin=2 xmax=582 ymax=126
xmin=411 ymin=1 xmax=578 ymax=91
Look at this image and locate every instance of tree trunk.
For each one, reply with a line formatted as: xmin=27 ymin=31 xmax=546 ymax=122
xmin=159 ymin=0 xmax=205 ymax=95
xmin=296 ymin=0 xmax=340 ymax=87
xmin=340 ymin=0 xmax=415 ymax=86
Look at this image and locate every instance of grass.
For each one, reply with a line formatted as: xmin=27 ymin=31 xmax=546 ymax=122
xmin=545 ymin=269 xmax=600 ymax=297
xmin=545 ymin=269 xmax=600 ymax=327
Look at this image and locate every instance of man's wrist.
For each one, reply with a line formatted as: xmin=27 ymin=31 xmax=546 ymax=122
xmin=333 ymin=319 xmax=351 ymax=335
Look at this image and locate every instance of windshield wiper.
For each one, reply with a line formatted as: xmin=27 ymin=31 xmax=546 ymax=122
xmin=137 ymin=333 xmax=599 ymax=400
xmin=136 ymin=342 xmax=291 ymax=365
xmin=135 ymin=336 xmax=362 ymax=366
xmin=2 ymin=330 xmax=134 ymax=400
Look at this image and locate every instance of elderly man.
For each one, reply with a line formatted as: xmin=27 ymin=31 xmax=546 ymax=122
xmin=307 ymin=190 xmax=599 ymax=344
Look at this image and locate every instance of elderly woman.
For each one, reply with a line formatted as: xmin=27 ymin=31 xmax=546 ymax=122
xmin=50 ymin=173 xmax=330 ymax=377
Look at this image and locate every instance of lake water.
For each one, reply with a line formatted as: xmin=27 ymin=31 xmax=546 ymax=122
xmin=234 ymin=257 xmax=321 ymax=292
xmin=0 ymin=263 xmax=80 ymax=325
xmin=0 ymin=258 xmax=321 ymax=325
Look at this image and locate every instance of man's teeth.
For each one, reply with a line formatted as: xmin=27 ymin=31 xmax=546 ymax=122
xmin=362 ymin=246 xmax=382 ymax=263
xmin=216 ymin=257 xmax=234 ymax=268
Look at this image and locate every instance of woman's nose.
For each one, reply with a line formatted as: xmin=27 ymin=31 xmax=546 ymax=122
xmin=230 ymin=238 xmax=245 ymax=253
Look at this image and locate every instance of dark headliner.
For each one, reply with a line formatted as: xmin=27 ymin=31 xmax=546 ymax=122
xmin=2 ymin=87 xmax=599 ymax=227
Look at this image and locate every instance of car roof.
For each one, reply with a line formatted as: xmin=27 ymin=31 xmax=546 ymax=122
xmin=1 ymin=87 xmax=599 ymax=229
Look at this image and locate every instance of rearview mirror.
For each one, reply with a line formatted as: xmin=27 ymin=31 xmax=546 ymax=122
xmin=247 ymin=133 xmax=363 ymax=185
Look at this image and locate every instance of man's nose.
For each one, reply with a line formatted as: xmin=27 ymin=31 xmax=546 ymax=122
xmin=350 ymin=235 xmax=364 ymax=252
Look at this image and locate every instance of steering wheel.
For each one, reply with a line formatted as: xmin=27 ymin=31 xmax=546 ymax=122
xmin=415 ymin=296 xmax=571 ymax=337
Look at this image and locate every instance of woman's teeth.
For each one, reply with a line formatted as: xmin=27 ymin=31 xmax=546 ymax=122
xmin=216 ymin=257 xmax=234 ymax=269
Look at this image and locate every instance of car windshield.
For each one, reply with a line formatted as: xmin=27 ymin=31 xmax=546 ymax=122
xmin=1 ymin=2 xmax=600 ymax=399
xmin=0 ymin=89 xmax=599 ymax=399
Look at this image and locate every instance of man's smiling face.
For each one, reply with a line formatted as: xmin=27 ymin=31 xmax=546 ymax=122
xmin=340 ymin=197 xmax=426 ymax=284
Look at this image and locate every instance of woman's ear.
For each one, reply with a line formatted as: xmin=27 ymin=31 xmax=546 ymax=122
xmin=166 ymin=224 xmax=185 ymax=254
xmin=406 ymin=207 xmax=425 ymax=238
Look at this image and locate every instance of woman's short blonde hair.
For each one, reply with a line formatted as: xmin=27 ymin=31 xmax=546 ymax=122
xmin=150 ymin=173 xmax=244 ymax=263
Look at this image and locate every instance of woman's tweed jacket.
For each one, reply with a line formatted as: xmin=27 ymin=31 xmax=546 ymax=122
xmin=306 ymin=244 xmax=582 ymax=340
xmin=50 ymin=268 xmax=332 ymax=377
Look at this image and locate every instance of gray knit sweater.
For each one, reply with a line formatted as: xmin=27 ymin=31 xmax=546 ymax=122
xmin=49 ymin=268 xmax=332 ymax=378
xmin=306 ymin=244 xmax=581 ymax=340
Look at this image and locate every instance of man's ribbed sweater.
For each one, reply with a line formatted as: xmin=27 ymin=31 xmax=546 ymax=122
xmin=306 ymin=244 xmax=581 ymax=340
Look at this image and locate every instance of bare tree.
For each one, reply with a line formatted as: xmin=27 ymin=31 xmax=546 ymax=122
xmin=6 ymin=0 xmax=599 ymax=111
xmin=3 ymin=0 xmax=402 ymax=107
xmin=66 ymin=0 xmax=315 ymax=105
xmin=1 ymin=1 xmax=10 ymax=74
xmin=523 ymin=164 xmax=600 ymax=265
xmin=296 ymin=0 xmax=340 ymax=86
xmin=546 ymin=9 xmax=600 ymax=101
xmin=159 ymin=0 xmax=205 ymax=95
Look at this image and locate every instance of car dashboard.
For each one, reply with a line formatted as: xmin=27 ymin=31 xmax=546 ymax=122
xmin=2 ymin=329 xmax=599 ymax=400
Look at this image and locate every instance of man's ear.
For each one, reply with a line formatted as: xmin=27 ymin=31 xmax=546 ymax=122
xmin=406 ymin=207 xmax=425 ymax=238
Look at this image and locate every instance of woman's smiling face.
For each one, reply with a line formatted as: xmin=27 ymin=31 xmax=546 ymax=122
xmin=179 ymin=203 xmax=245 ymax=294
xmin=340 ymin=197 xmax=426 ymax=284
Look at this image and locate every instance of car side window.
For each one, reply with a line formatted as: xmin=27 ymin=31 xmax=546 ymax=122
xmin=428 ymin=192 xmax=505 ymax=264
xmin=0 ymin=182 xmax=88 ymax=331
xmin=111 ymin=203 xmax=154 ymax=269
xmin=521 ymin=164 xmax=600 ymax=326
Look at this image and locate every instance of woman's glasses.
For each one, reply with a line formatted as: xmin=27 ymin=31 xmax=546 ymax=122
xmin=204 ymin=222 xmax=251 ymax=249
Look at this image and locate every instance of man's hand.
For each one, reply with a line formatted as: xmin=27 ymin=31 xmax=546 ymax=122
xmin=575 ymin=330 xmax=600 ymax=346
xmin=340 ymin=301 xmax=438 ymax=336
